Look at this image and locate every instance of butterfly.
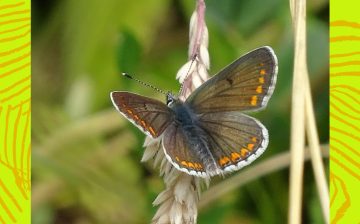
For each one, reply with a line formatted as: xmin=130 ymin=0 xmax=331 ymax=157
xmin=111 ymin=46 xmax=278 ymax=177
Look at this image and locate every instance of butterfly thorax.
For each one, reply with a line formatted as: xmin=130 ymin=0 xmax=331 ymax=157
xmin=169 ymin=101 xmax=195 ymax=127
xmin=169 ymin=101 xmax=219 ymax=174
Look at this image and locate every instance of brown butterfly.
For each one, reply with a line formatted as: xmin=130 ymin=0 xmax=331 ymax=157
xmin=111 ymin=46 xmax=278 ymax=177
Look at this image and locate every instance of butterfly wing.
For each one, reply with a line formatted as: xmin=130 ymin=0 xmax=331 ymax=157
xmin=186 ymin=46 xmax=278 ymax=113
xmin=110 ymin=91 xmax=174 ymax=138
xmin=162 ymin=123 xmax=208 ymax=177
xmin=198 ymin=111 xmax=269 ymax=173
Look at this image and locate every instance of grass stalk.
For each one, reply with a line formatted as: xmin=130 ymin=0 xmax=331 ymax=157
xmin=288 ymin=0 xmax=308 ymax=223
xmin=304 ymin=75 xmax=330 ymax=223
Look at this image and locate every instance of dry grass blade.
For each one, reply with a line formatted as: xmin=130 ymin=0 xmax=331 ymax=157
xmin=304 ymin=75 xmax=330 ymax=223
xmin=288 ymin=0 xmax=307 ymax=223
xmin=289 ymin=0 xmax=329 ymax=223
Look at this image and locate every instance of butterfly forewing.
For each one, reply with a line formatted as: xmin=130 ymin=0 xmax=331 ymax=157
xmin=110 ymin=92 xmax=174 ymax=138
xmin=186 ymin=46 xmax=278 ymax=113
xmin=198 ymin=112 xmax=268 ymax=172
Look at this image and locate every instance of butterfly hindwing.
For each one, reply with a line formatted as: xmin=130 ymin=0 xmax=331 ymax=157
xmin=110 ymin=91 xmax=174 ymax=138
xmin=162 ymin=123 xmax=207 ymax=177
xmin=186 ymin=46 xmax=278 ymax=113
xmin=198 ymin=111 xmax=269 ymax=173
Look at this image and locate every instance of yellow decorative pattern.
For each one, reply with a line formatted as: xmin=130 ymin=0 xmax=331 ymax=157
xmin=0 ymin=1 xmax=30 ymax=223
xmin=330 ymin=0 xmax=360 ymax=223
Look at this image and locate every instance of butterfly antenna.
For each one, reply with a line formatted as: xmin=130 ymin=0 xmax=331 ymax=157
xmin=122 ymin=73 xmax=167 ymax=95
xmin=179 ymin=54 xmax=197 ymax=95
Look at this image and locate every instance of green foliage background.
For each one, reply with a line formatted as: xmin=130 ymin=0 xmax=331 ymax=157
xmin=32 ymin=0 xmax=329 ymax=223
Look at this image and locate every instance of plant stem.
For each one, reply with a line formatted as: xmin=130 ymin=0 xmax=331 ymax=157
xmin=304 ymin=75 xmax=330 ymax=223
xmin=288 ymin=0 xmax=307 ymax=223
xmin=190 ymin=0 xmax=206 ymax=59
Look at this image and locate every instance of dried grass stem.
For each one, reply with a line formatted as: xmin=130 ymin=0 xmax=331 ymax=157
xmin=288 ymin=0 xmax=307 ymax=223
xmin=288 ymin=0 xmax=329 ymax=223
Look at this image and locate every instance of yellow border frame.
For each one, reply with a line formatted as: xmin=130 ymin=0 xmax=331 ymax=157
xmin=330 ymin=0 xmax=360 ymax=223
xmin=0 ymin=1 xmax=31 ymax=223
xmin=0 ymin=0 xmax=358 ymax=222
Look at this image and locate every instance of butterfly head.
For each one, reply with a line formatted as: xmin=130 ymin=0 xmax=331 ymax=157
xmin=166 ymin=92 xmax=178 ymax=107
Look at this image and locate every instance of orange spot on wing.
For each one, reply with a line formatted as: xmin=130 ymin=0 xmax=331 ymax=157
xmin=231 ymin=152 xmax=241 ymax=162
xmin=240 ymin=148 xmax=249 ymax=158
xmin=219 ymin=157 xmax=231 ymax=167
xmin=148 ymin=126 xmax=156 ymax=136
xmin=181 ymin=161 xmax=188 ymax=167
xmin=259 ymin=63 xmax=264 ymax=66
xmin=126 ymin=109 xmax=133 ymax=114
xmin=259 ymin=77 xmax=265 ymax=84
xmin=133 ymin=115 xmax=139 ymax=120
xmin=247 ymin=143 xmax=255 ymax=151
xmin=251 ymin=96 xmax=258 ymax=106
xmin=140 ymin=120 xmax=146 ymax=127
xmin=194 ymin=163 xmax=204 ymax=170
xmin=118 ymin=98 xmax=127 ymax=107
xmin=260 ymin=69 xmax=266 ymax=75
xmin=188 ymin=162 xmax=195 ymax=169
xmin=175 ymin=156 xmax=180 ymax=161
xmin=194 ymin=163 xmax=199 ymax=170
xmin=256 ymin=85 xmax=262 ymax=93
xmin=251 ymin=137 xmax=257 ymax=142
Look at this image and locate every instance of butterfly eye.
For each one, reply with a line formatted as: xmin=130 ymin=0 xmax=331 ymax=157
xmin=166 ymin=97 xmax=174 ymax=106
xmin=166 ymin=93 xmax=175 ymax=106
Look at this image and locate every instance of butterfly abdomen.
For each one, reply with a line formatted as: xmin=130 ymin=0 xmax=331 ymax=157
xmin=172 ymin=103 xmax=219 ymax=174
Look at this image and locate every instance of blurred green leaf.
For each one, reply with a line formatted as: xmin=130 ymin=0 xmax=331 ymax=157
xmin=117 ymin=30 xmax=142 ymax=72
